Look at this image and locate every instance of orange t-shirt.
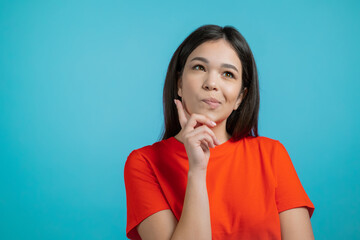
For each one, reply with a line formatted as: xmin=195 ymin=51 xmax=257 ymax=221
xmin=124 ymin=136 xmax=315 ymax=239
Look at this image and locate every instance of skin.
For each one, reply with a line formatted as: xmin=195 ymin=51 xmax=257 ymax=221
xmin=137 ymin=39 xmax=315 ymax=240
xmin=176 ymin=38 xmax=245 ymax=144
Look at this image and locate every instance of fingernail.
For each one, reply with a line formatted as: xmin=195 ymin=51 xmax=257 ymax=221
xmin=210 ymin=121 xmax=216 ymax=126
xmin=174 ymin=99 xmax=177 ymax=105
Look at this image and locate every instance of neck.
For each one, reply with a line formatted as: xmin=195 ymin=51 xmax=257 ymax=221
xmin=174 ymin=119 xmax=231 ymax=145
xmin=211 ymin=119 xmax=231 ymax=144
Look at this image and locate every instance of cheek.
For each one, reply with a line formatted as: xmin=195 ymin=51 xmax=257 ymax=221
xmin=223 ymin=86 xmax=240 ymax=102
xmin=182 ymin=79 xmax=199 ymax=96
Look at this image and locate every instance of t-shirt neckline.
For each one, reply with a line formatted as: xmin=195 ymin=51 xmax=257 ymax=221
xmin=166 ymin=136 xmax=238 ymax=158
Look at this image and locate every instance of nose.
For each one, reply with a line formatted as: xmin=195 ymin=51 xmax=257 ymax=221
xmin=202 ymin=71 xmax=218 ymax=91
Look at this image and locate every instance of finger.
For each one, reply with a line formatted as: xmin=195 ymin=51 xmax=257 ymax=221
xmin=181 ymin=100 xmax=191 ymax=120
xmin=186 ymin=130 xmax=213 ymax=150
xmin=185 ymin=114 xmax=217 ymax=132
xmin=198 ymin=134 xmax=215 ymax=149
xmin=174 ymin=99 xmax=188 ymax=128
xmin=200 ymin=140 xmax=209 ymax=152
xmin=203 ymin=136 xmax=215 ymax=148
xmin=177 ymin=99 xmax=192 ymax=122
xmin=174 ymin=99 xmax=216 ymax=131
xmin=186 ymin=125 xmax=219 ymax=146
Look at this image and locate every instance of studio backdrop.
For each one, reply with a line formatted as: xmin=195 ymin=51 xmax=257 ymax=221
xmin=0 ymin=0 xmax=359 ymax=239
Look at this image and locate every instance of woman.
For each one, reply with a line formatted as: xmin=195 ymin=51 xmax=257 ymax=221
xmin=124 ymin=24 xmax=315 ymax=240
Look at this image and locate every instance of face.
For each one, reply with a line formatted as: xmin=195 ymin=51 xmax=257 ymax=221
xmin=177 ymin=39 xmax=244 ymax=123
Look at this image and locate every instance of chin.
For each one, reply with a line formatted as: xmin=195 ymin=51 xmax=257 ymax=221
xmin=197 ymin=110 xmax=219 ymax=122
xmin=190 ymin=107 xmax=228 ymax=123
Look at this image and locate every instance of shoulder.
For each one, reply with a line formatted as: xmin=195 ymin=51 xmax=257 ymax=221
xmin=250 ymin=135 xmax=279 ymax=143
xmin=237 ymin=136 xmax=289 ymax=162
xmin=242 ymin=135 xmax=281 ymax=149
xmin=125 ymin=138 xmax=170 ymax=168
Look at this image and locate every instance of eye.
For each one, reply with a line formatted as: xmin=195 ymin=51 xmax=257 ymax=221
xmin=223 ymin=71 xmax=234 ymax=78
xmin=192 ymin=64 xmax=205 ymax=71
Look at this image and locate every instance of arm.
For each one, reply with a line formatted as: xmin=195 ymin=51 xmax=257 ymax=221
xmin=137 ymin=170 xmax=211 ymax=240
xmin=137 ymin=99 xmax=216 ymax=240
xmin=279 ymin=207 xmax=315 ymax=240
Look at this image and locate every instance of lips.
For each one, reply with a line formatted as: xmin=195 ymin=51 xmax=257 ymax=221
xmin=202 ymin=98 xmax=221 ymax=109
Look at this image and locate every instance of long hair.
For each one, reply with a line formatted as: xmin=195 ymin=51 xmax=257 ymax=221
xmin=160 ymin=24 xmax=260 ymax=141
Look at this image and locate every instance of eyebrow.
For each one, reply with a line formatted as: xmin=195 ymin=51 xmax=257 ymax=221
xmin=190 ymin=57 xmax=239 ymax=73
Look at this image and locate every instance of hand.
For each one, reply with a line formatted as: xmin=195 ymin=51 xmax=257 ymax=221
xmin=174 ymin=99 xmax=220 ymax=173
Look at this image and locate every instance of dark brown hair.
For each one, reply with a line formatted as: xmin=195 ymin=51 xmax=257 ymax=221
xmin=160 ymin=24 xmax=259 ymax=141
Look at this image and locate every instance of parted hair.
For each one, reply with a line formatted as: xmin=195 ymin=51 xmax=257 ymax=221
xmin=160 ymin=24 xmax=259 ymax=141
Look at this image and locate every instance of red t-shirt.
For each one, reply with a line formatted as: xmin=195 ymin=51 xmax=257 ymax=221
xmin=124 ymin=136 xmax=315 ymax=239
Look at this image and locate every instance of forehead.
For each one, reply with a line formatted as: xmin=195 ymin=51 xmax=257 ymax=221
xmin=186 ymin=39 xmax=242 ymax=69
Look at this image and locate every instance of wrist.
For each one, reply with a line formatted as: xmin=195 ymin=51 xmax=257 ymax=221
xmin=188 ymin=169 xmax=207 ymax=179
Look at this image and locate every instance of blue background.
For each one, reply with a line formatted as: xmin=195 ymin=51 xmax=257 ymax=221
xmin=1 ymin=0 xmax=359 ymax=239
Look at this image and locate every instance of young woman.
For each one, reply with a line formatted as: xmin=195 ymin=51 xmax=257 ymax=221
xmin=124 ymin=24 xmax=315 ymax=240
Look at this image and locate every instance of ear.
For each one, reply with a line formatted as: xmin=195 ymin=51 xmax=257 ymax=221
xmin=177 ymin=76 xmax=183 ymax=97
xmin=234 ymin=87 xmax=247 ymax=110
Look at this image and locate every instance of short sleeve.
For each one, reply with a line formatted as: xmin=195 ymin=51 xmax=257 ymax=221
xmin=124 ymin=150 xmax=171 ymax=240
xmin=273 ymin=141 xmax=315 ymax=218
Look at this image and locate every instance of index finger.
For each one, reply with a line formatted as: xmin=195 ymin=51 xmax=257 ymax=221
xmin=174 ymin=99 xmax=189 ymax=128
